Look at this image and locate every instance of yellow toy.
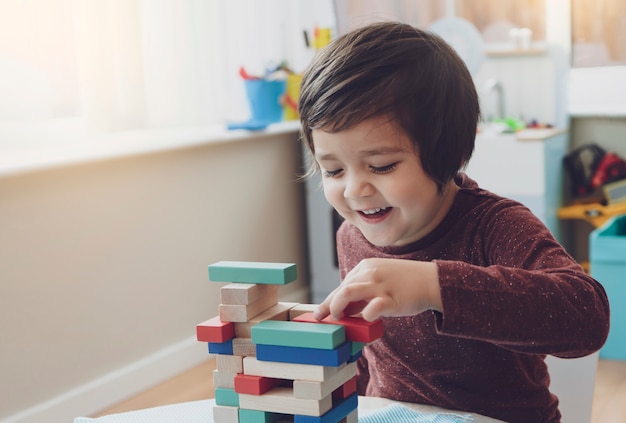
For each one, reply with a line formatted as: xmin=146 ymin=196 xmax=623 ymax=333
xmin=558 ymin=201 xmax=626 ymax=229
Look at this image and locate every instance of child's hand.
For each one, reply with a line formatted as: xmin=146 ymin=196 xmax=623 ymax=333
xmin=314 ymin=258 xmax=442 ymax=322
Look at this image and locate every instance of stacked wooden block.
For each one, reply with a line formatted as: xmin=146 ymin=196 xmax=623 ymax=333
xmin=195 ymin=261 xmax=384 ymax=423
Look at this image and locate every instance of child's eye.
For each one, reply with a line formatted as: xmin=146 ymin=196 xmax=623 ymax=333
xmin=370 ymin=163 xmax=398 ymax=174
xmin=322 ymin=168 xmax=343 ymax=178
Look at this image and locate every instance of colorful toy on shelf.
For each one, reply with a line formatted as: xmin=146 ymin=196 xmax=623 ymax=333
xmin=558 ymin=201 xmax=626 ymax=229
xmin=563 ymin=143 xmax=626 ymax=198
xmin=196 ymin=261 xmax=383 ymax=422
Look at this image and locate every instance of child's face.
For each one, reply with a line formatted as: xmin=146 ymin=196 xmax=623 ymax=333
xmin=312 ymin=116 xmax=458 ymax=247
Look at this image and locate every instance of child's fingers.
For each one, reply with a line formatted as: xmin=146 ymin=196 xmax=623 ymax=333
xmin=313 ymin=296 xmax=332 ymax=320
xmin=361 ymin=296 xmax=392 ymax=322
xmin=328 ymin=282 xmax=374 ymax=320
xmin=343 ymin=300 xmax=368 ymax=317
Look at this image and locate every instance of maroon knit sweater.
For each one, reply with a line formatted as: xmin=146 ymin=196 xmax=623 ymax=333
xmin=337 ymin=174 xmax=609 ymax=423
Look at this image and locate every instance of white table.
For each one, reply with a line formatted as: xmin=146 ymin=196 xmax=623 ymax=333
xmin=73 ymin=396 xmax=504 ymax=422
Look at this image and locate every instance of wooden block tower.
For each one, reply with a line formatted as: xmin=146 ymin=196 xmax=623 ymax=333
xmin=195 ymin=261 xmax=384 ymax=422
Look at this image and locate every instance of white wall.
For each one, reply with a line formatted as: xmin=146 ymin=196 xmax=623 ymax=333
xmin=0 ymin=130 xmax=309 ymax=422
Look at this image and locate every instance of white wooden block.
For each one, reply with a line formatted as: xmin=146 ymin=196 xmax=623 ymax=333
xmin=232 ymin=337 xmax=256 ymax=357
xmin=243 ymin=357 xmax=340 ymax=382
xmin=216 ymin=354 xmax=243 ymax=374
xmin=219 ymin=290 xmax=279 ymax=322
xmin=212 ymin=404 xmax=239 ymax=422
xmin=289 ymin=303 xmax=318 ymax=320
xmin=341 ymin=408 xmax=358 ymax=423
xmin=213 ymin=369 xmax=236 ymax=389
xmin=221 ymin=283 xmax=279 ymax=305
xmin=235 ymin=302 xmax=296 ymax=337
xmin=239 ymin=386 xmax=332 ymax=417
xmin=293 ymin=362 xmax=357 ymax=400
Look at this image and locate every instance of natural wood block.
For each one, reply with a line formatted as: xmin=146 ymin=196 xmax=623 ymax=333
xmin=212 ymin=405 xmax=239 ymax=423
xmin=243 ymin=357 xmax=341 ymax=382
xmin=293 ymin=393 xmax=358 ymax=423
xmin=209 ymin=261 xmax=297 ymax=285
xmin=293 ymin=362 xmax=356 ymax=400
xmin=221 ymin=283 xmax=279 ymax=305
xmin=341 ymin=408 xmax=358 ymax=423
xmin=256 ymin=342 xmax=351 ymax=367
xmin=235 ymin=302 xmax=296 ymax=338
xmin=219 ymin=290 xmax=279 ymax=323
xmin=251 ymin=320 xmax=345 ymax=350
xmin=234 ymin=373 xmax=286 ymax=395
xmin=232 ymin=337 xmax=257 ymax=357
xmin=196 ymin=315 xmax=235 ymax=343
xmin=216 ymin=354 xmax=243 ymax=374
xmin=289 ymin=304 xmax=318 ymax=320
xmin=293 ymin=312 xmax=384 ymax=343
xmin=239 ymin=386 xmax=332 ymax=417
xmin=213 ymin=369 xmax=237 ymax=390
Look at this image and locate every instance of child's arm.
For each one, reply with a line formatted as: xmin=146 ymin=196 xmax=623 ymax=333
xmin=314 ymin=257 xmax=443 ymax=322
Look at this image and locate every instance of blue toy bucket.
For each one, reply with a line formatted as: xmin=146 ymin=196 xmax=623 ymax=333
xmin=244 ymin=79 xmax=286 ymax=124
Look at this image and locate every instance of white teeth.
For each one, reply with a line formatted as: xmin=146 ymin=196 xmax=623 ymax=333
xmin=362 ymin=207 xmax=387 ymax=215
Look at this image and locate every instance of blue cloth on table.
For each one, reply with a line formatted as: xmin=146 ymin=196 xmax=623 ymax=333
xmin=359 ymin=403 xmax=474 ymax=422
xmin=72 ymin=400 xmax=475 ymax=423
xmin=73 ymin=400 xmax=212 ymax=423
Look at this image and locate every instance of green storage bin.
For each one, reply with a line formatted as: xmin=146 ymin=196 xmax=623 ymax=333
xmin=590 ymin=214 xmax=626 ymax=360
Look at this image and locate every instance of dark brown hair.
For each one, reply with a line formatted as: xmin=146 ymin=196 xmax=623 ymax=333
xmin=298 ymin=21 xmax=480 ymax=192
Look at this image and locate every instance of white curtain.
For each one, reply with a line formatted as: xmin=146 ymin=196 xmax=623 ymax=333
xmin=0 ymin=0 xmax=333 ymax=147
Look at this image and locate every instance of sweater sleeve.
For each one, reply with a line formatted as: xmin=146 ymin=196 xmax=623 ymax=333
xmin=435 ymin=203 xmax=610 ymax=358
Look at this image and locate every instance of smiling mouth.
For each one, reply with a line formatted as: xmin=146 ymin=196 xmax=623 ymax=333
xmin=359 ymin=207 xmax=391 ymax=217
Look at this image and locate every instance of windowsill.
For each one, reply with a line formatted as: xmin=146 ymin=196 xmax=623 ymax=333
xmin=0 ymin=121 xmax=301 ymax=178
xmin=568 ymin=106 xmax=626 ymax=118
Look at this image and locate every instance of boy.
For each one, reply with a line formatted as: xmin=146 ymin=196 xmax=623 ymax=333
xmin=298 ymin=21 xmax=609 ymax=423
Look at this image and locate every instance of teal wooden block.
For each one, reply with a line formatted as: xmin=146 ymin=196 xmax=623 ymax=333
xmin=294 ymin=393 xmax=358 ymax=423
xmin=251 ymin=320 xmax=345 ymax=350
xmin=350 ymin=342 xmax=365 ymax=356
xmin=214 ymin=387 xmax=239 ymax=407
xmin=591 ymin=215 xmax=626 ymax=360
xmin=239 ymin=408 xmax=289 ymax=423
xmin=208 ymin=261 xmax=297 ymax=285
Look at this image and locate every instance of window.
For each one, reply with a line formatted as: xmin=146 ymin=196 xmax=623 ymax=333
xmin=333 ymin=0 xmax=626 ymax=116
xmin=456 ymin=0 xmax=546 ymax=46
xmin=0 ymin=0 xmax=333 ymax=148
xmin=572 ymin=0 xmax=626 ymax=68
xmin=334 ymin=0 xmax=547 ymax=48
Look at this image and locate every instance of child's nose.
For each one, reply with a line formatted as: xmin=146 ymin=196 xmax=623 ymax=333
xmin=343 ymin=173 xmax=375 ymax=199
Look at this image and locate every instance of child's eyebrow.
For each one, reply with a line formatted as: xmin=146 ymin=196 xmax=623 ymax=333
xmin=315 ymin=152 xmax=338 ymax=161
xmin=360 ymin=146 xmax=407 ymax=156
xmin=315 ymin=146 xmax=408 ymax=162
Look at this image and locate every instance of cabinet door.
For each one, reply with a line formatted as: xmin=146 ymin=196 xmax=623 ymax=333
xmin=465 ymin=133 xmax=566 ymax=239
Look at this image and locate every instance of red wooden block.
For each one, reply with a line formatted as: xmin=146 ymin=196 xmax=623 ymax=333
xmin=233 ymin=373 xmax=286 ymax=395
xmin=332 ymin=376 xmax=357 ymax=400
xmin=292 ymin=312 xmax=384 ymax=343
xmin=196 ymin=316 xmax=235 ymax=343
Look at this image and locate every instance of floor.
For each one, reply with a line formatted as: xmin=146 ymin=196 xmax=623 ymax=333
xmin=93 ymin=358 xmax=626 ymax=422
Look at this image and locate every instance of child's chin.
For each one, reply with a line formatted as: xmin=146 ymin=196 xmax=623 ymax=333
xmin=363 ymin=234 xmax=395 ymax=247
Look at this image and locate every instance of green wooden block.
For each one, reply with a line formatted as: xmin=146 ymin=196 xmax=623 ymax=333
xmin=351 ymin=341 xmax=365 ymax=355
xmin=208 ymin=261 xmax=297 ymax=285
xmin=251 ymin=320 xmax=345 ymax=350
xmin=239 ymin=408 xmax=287 ymax=423
xmin=214 ymin=387 xmax=239 ymax=407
